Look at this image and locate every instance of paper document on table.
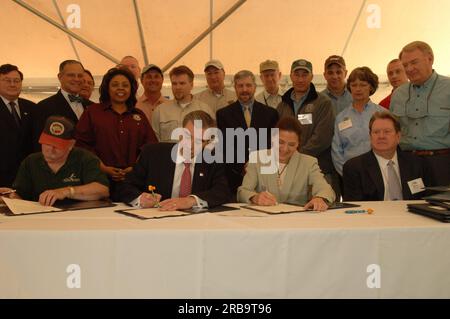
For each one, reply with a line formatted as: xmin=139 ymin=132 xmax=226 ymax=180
xmin=2 ymin=197 xmax=62 ymax=215
xmin=217 ymin=208 xmax=266 ymax=217
xmin=243 ymin=203 xmax=307 ymax=214
xmin=117 ymin=207 xmax=191 ymax=219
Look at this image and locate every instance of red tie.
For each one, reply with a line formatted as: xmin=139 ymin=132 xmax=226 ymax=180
xmin=179 ymin=162 xmax=192 ymax=197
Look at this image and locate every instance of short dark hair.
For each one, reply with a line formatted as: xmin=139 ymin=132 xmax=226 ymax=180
xmin=0 ymin=64 xmax=23 ymax=80
xmin=347 ymin=66 xmax=379 ymax=95
xmin=369 ymin=111 xmax=401 ymax=133
xmin=169 ymin=65 xmax=194 ymax=82
xmin=59 ymin=60 xmax=84 ymax=73
xmin=388 ymin=58 xmax=401 ymax=65
xmin=84 ymin=69 xmax=94 ymax=82
xmin=182 ymin=110 xmax=216 ymax=129
xmin=99 ymin=67 xmax=137 ymax=109
xmin=275 ymin=117 xmax=302 ymax=144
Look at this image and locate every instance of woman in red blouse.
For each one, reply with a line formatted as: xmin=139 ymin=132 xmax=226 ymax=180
xmin=75 ymin=67 xmax=157 ymax=197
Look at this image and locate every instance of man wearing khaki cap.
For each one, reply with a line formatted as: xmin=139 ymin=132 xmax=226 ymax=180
xmin=0 ymin=116 xmax=109 ymax=206
xmin=194 ymin=59 xmax=236 ymax=113
xmin=321 ymin=55 xmax=352 ymax=116
xmin=255 ymin=60 xmax=284 ymax=109
xmin=277 ymin=59 xmax=338 ymax=198
xmin=136 ymin=64 xmax=168 ymax=123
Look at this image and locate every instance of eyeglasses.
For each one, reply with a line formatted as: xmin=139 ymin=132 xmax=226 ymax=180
xmin=1 ymin=78 xmax=21 ymax=84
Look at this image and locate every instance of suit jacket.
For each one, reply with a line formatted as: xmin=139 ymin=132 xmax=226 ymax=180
xmin=117 ymin=143 xmax=231 ymax=208
xmin=33 ymin=90 xmax=91 ymax=150
xmin=0 ymin=97 xmax=36 ymax=186
xmin=343 ymin=149 xmax=428 ymax=201
xmin=216 ymin=100 xmax=279 ymax=195
xmin=237 ymin=150 xmax=336 ymax=205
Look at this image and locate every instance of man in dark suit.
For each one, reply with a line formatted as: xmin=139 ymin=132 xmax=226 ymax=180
xmin=343 ymin=111 xmax=428 ymax=201
xmin=117 ymin=110 xmax=230 ymax=210
xmin=216 ymin=70 xmax=279 ymax=195
xmin=0 ymin=64 xmax=36 ymax=187
xmin=33 ymin=60 xmax=91 ymax=150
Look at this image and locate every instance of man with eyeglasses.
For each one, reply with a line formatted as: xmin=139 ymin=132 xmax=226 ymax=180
xmin=390 ymin=41 xmax=450 ymax=186
xmin=0 ymin=64 xmax=36 ymax=187
xmin=343 ymin=112 xmax=429 ymax=201
xmin=33 ymin=60 xmax=91 ymax=151
xmin=194 ymin=59 xmax=236 ymax=113
xmin=117 ymin=110 xmax=230 ymax=210
xmin=255 ymin=60 xmax=284 ymax=109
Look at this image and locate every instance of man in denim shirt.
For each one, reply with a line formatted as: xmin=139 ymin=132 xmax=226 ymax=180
xmin=390 ymin=41 xmax=450 ymax=186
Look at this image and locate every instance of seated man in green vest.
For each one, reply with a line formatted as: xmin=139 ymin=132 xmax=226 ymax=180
xmin=0 ymin=116 xmax=109 ymax=206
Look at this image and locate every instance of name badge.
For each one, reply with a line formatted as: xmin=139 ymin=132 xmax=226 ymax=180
xmin=298 ymin=113 xmax=313 ymax=125
xmin=338 ymin=118 xmax=352 ymax=131
xmin=407 ymin=178 xmax=425 ymax=194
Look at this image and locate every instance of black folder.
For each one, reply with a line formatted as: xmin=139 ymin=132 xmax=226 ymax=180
xmin=407 ymin=203 xmax=450 ymax=223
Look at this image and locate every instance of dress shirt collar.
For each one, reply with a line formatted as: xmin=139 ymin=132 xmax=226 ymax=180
xmin=61 ymin=89 xmax=81 ymax=104
xmin=290 ymin=87 xmax=310 ymax=103
xmin=351 ymin=100 xmax=373 ymax=113
xmin=176 ymin=143 xmax=200 ymax=165
xmin=324 ymin=86 xmax=349 ymax=99
xmin=239 ymin=99 xmax=255 ymax=113
xmin=176 ymin=95 xmax=194 ymax=108
xmin=263 ymin=87 xmax=282 ymax=99
xmin=208 ymin=88 xmax=225 ymax=97
xmin=413 ymin=70 xmax=437 ymax=89
xmin=373 ymin=150 xmax=398 ymax=169
xmin=1 ymin=95 xmax=19 ymax=108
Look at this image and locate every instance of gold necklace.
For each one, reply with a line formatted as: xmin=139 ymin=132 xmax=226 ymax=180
xmin=277 ymin=160 xmax=289 ymax=187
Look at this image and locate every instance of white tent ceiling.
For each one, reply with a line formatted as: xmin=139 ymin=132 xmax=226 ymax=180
xmin=1 ymin=0 xmax=449 ymax=82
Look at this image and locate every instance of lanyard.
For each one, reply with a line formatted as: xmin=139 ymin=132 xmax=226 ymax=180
xmin=404 ymin=74 xmax=439 ymax=115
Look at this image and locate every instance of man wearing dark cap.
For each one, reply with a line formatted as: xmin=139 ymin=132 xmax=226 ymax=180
xmin=255 ymin=59 xmax=284 ymax=109
xmin=194 ymin=59 xmax=236 ymax=113
xmin=0 ymin=116 xmax=109 ymax=206
xmin=321 ymin=55 xmax=352 ymax=116
xmin=136 ymin=64 xmax=168 ymax=123
xmin=277 ymin=59 xmax=338 ymax=198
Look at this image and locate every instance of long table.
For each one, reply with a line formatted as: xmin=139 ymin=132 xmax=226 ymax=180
xmin=1 ymin=200 xmax=449 ymax=298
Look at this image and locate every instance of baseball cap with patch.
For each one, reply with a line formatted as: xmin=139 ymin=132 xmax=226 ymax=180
xmin=324 ymin=55 xmax=346 ymax=69
xmin=141 ymin=64 xmax=163 ymax=77
xmin=204 ymin=59 xmax=224 ymax=71
xmin=260 ymin=60 xmax=279 ymax=73
xmin=291 ymin=59 xmax=313 ymax=73
xmin=39 ymin=116 xmax=75 ymax=150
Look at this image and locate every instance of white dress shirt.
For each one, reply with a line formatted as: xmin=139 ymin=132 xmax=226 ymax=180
xmin=131 ymin=146 xmax=208 ymax=209
xmin=373 ymin=151 xmax=402 ymax=200
xmin=1 ymin=95 xmax=20 ymax=118
xmin=60 ymin=89 xmax=84 ymax=120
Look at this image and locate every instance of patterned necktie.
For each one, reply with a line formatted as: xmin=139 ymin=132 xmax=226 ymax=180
xmin=179 ymin=162 xmax=192 ymax=197
xmin=387 ymin=160 xmax=403 ymax=200
xmin=9 ymin=101 xmax=21 ymax=127
xmin=243 ymin=105 xmax=251 ymax=127
xmin=68 ymin=94 xmax=83 ymax=103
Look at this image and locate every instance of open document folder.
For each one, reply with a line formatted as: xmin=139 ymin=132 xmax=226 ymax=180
xmin=115 ymin=207 xmax=192 ymax=220
xmin=243 ymin=203 xmax=307 ymax=214
xmin=1 ymin=197 xmax=62 ymax=215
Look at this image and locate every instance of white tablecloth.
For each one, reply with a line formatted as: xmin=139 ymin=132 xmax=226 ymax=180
xmin=1 ymin=200 xmax=449 ymax=298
